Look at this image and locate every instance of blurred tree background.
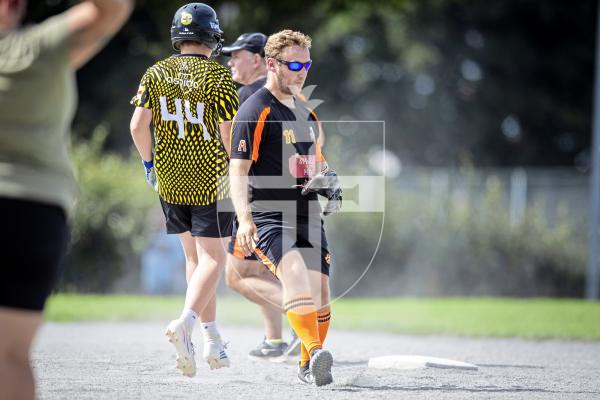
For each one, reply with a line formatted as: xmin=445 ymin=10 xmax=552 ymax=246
xmin=25 ymin=0 xmax=597 ymax=295
xmin=27 ymin=0 xmax=596 ymax=167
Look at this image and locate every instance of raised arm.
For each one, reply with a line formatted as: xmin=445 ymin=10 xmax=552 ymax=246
xmin=64 ymin=0 xmax=134 ymax=69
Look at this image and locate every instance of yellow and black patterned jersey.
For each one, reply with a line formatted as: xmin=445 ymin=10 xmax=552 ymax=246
xmin=131 ymin=54 xmax=238 ymax=205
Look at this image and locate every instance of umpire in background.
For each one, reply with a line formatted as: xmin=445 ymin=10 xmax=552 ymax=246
xmin=222 ymin=32 xmax=268 ymax=104
xmin=0 ymin=1 xmax=133 ymax=399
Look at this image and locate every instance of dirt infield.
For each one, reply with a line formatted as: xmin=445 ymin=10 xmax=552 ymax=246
xmin=32 ymin=323 xmax=600 ymax=399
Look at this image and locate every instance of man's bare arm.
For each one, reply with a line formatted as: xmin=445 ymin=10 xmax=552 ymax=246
xmin=230 ymin=158 xmax=257 ymax=255
xmin=220 ymin=121 xmax=232 ymax=156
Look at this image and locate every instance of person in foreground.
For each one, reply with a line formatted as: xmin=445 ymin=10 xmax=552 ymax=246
xmin=222 ymin=31 xmax=301 ymax=362
xmin=129 ymin=3 xmax=238 ymax=377
xmin=229 ymin=29 xmax=342 ymax=386
xmin=0 ymin=0 xmax=133 ymax=399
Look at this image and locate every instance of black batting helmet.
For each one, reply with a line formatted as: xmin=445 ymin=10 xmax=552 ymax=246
xmin=171 ymin=3 xmax=224 ymax=55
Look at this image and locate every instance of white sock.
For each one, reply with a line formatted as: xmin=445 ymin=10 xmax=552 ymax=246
xmin=180 ymin=309 xmax=198 ymax=333
xmin=200 ymin=321 xmax=220 ymax=340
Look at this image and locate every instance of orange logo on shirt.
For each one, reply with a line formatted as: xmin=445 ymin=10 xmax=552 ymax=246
xmin=325 ymin=253 xmax=331 ymax=265
xmin=238 ymin=139 xmax=247 ymax=153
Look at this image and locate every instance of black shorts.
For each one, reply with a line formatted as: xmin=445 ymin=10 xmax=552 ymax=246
xmin=160 ymin=197 xmax=233 ymax=237
xmin=230 ymin=213 xmax=331 ymax=276
xmin=0 ymin=197 xmax=69 ymax=311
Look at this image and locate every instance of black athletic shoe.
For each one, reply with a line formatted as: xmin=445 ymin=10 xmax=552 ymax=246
xmin=297 ymin=363 xmax=314 ymax=385
xmin=309 ymin=349 xmax=333 ymax=386
xmin=248 ymin=338 xmax=288 ymax=361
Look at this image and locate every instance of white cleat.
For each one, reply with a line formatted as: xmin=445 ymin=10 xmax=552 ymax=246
xmin=165 ymin=319 xmax=196 ymax=377
xmin=203 ymin=335 xmax=231 ymax=370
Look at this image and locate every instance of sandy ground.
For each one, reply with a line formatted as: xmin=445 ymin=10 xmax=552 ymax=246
xmin=32 ymin=322 xmax=600 ymax=399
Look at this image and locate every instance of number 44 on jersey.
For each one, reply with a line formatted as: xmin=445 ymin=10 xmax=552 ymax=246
xmin=159 ymin=96 xmax=209 ymax=140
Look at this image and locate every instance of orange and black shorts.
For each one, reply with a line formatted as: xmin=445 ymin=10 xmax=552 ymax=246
xmin=229 ymin=214 xmax=331 ymax=277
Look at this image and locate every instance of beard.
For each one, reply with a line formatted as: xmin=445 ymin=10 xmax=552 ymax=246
xmin=275 ymin=73 xmax=303 ymax=95
xmin=276 ymin=74 xmax=293 ymax=95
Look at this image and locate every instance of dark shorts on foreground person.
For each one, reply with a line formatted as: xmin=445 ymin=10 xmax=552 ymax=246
xmin=160 ymin=197 xmax=234 ymax=237
xmin=0 ymin=197 xmax=69 ymax=311
xmin=229 ymin=213 xmax=331 ymax=277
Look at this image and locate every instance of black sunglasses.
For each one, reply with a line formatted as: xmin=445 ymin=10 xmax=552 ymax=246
xmin=275 ymin=58 xmax=312 ymax=72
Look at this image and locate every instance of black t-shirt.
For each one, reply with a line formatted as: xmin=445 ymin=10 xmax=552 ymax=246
xmin=230 ymin=87 xmax=326 ymax=220
xmin=238 ymin=77 xmax=266 ymax=105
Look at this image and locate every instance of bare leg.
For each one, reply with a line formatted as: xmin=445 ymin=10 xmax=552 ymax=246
xmin=179 ymin=232 xmax=198 ymax=283
xmin=276 ymin=250 xmax=312 ymax=300
xmin=199 ymin=295 xmax=217 ymax=322
xmin=225 ymin=256 xmax=283 ymax=339
xmin=184 ymin=236 xmax=229 ymax=315
xmin=0 ymin=307 xmax=42 ymax=400
xmin=259 ymin=304 xmax=283 ymax=341
xmin=225 ymin=256 xmax=283 ymax=308
xmin=307 ymin=269 xmax=330 ymax=310
xmin=167 ymin=234 xmax=230 ymax=375
xmin=178 ymin=232 xmax=219 ymax=321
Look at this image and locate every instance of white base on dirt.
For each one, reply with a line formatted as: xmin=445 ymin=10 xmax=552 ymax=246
xmin=368 ymin=355 xmax=478 ymax=371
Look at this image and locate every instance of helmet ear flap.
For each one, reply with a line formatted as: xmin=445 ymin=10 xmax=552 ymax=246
xmin=213 ymin=42 xmax=222 ymax=57
xmin=212 ymin=38 xmax=224 ymax=57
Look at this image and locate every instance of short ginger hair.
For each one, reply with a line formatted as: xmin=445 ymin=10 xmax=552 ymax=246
xmin=264 ymin=29 xmax=312 ymax=59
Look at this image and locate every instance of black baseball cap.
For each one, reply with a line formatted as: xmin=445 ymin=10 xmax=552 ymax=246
xmin=221 ymin=32 xmax=267 ymax=57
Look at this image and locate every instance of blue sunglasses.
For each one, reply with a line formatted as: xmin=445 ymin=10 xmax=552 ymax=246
xmin=276 ymin=58 xmax=312 ymax=72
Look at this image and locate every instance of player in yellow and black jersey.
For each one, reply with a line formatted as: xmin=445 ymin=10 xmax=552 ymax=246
xmin=129 ymin=3 xmax=238 ymax=378
xmin=131 ymin=27 xmax=237 ymax=205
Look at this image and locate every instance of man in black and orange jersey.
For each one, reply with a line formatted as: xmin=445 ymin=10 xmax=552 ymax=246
xmin=129 ymin=3 xmax=238 ymax=378
xmin=229 ymin=29 xmax=340 ymax=386
xmin=222 ymin=32 xmax=301 ymax=362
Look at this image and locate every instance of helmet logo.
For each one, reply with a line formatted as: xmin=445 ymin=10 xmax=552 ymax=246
xmin=210 ymin=21 xmax=219 ymax=30
xmin=181 ymin=12 xmax=193 ymax=25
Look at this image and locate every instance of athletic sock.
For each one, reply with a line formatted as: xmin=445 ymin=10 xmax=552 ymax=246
xmin=299 ymin=307 xmax=331 ymax=366
xmin=300 ymin=344 xmax=310 ymax=367
xmin=285 ymin=293 xmax=320 ymax=367
xmin=200 ymin=320 xmax=220 ymax=340
xmin=180 ymin=308 xmax=198 ymax=333
xmin=317 ymin=307 xmax=331 ymax=345
xmin=266 ymin=338 xmax=284 ymax=346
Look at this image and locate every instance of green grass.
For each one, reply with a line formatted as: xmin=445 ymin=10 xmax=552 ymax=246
xmin=45 ymin=295 xmax=600 ymax=340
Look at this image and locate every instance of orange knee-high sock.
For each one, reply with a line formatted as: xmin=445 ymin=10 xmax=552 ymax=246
xmin=317 ymin=307 xmax=331 ymax=345
xmin=300 ymin=307 xmax=331 ymax=366
xmin=285 ymin=294 xmax=321 ymax=366
xmin=300 ymin=343 xmax=310 ymax=367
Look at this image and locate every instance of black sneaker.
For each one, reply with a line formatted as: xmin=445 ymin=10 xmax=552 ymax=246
xmin=309 ymin=349 xmax=333 ymax=386
xmin=248 ymin=338 xmax=288 ymax=361
xmin=297 ymin=363 xmax=314 ymax=385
